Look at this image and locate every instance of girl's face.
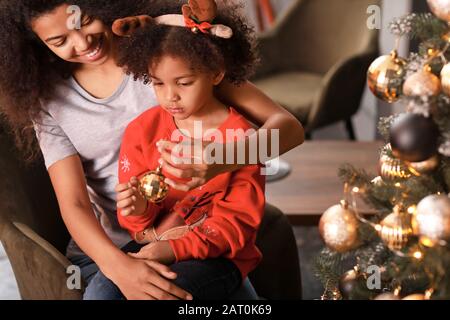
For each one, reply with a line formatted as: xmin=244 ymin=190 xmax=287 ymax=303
xmin=150 ymin=55 xmax=224 ymax=121
xmin=31 ymin=4 xmax=114 ymax=66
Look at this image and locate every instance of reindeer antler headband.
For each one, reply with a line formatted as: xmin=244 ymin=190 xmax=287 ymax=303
xmin=112 ymin=0 xmax=233 ymax=39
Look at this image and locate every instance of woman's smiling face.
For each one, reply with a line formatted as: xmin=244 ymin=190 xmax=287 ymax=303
xmin=31 ymin=4 xmax=114 ymax=66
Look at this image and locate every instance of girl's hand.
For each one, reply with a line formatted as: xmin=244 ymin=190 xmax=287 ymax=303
xmin=115 ymin=177 xmax=148 ymax=216
xmin=104 ymin=254 xmax=193 ymax=300
xmin=129 ymin=241 xmax=176 ymax=265
xmin=157 ymin=140 xmax=239 ymax=192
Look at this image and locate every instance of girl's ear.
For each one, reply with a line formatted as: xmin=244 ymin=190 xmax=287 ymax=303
xmin=213 ymin=70 xmax=225 ymax=86
xmin=112 ymin=15 xmax=153 ymax=37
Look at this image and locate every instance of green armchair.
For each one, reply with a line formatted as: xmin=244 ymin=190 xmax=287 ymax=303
xmin=253 ymin=0 xmax=380 ymax=139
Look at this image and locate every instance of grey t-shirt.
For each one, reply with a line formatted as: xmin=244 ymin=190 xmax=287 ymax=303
xmin=34 ymin=74 xmax=158 ymax=259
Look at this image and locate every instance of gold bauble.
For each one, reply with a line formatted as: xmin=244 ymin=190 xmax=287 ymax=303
xmin=374 ymin=293 xmax=400 ymax=300
xmin=441 ymin=62 xmax=450 ymax=96
xmin=403 ymin=68 xmax=441 ymax=97
xmin=412 ymin=194 xmax=450 ymax=245
xmin=402 ymin=294 xmax=426 ymax=300
xmin=377 ymin=206 xmax=413 ymax=251
xmin=319 ymin=200 xmax=359 ymax=253
xmin=367 ymin=50 xmax=406 ymax=103
xmin=379 ymin=153 xmax=412 ymax=180
xmin=428 ymin=0 xmax=450 ymax=22
xmin=406 ymin=155 xmax=440 ymax=176
xmin=139 ymin=167 xmax=169 ymax=203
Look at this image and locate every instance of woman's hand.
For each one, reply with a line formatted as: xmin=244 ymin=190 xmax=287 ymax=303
xmin=103 ymin=254 xmax=192 ymax=300
xmin=157 ymin=140 xmax=240 ymax=192
xmin=115 ymin=177 xmax=148 ymax=216
xmin=129 ymin=241 xmax=176 ymax=265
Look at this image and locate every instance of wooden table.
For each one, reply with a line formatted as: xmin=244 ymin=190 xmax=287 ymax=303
xmin=265 ymin=141 xmax=384 ymax=226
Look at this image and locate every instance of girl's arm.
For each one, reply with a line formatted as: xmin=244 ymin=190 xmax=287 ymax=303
xmin=48 ymin=155 xmax=192 ymax=300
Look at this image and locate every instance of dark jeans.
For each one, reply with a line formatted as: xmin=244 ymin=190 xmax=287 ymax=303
xmin=70 ymin=241 xmax=258 ymax=300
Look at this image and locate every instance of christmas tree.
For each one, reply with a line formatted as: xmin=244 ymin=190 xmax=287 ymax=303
xmin=314 ymin=0 xmax=450 ymax=300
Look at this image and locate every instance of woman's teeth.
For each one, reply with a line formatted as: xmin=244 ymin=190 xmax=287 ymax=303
xmin=85 ymin=40 xmax=102 ymax=58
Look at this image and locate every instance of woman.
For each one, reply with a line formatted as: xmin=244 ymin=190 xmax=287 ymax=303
xmin=0 ymin=0 xmax=304 ymax=300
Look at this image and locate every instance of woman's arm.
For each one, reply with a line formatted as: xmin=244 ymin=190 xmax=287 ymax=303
xmin=48 ymin=155 xmax=192 ymax=300
xmin=217 ymin=80 xmax=305 ymax=158
xmin=48 ymin=155 xmax=124 ymax=267
xmin=158 ymin=81 xmax=305 ymax=191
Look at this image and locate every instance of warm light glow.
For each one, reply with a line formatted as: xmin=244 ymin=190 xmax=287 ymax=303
xmin=427 ymin=48 xmax=437 ymax=57
xmin=352 ymin=187 xmax=360 ymax=193
xmin=395 ymin=182 xmax=402 ymax=188
xmin=408 ymin=205 xmax=417 ymax=215
xmin=413 ymin=251 xmax=423 ymax=260
xmin=375 ymin=224 xmax=382 ymax=232
xmin=420 ymin=236 xmax=436 ymax=248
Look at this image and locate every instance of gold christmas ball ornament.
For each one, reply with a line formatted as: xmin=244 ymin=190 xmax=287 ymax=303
xmin=402 ymin=294 xmax=426 ymax=300
xmin=139 ymin=166 xmax=170 ymax=203
xmin=413 ymin=194 xmax=450 ymax=245
xmin=406 ymin=155 xmax=440 ymax=176
xmin=376 ymin=205 xmax=413 ymax=251
xmin=319 ymin=200 xmax=360 ymax=253
xmin=379 ymin=153 xmax=412 ymax=180
xmin=367 ymin=50 xmax=406 ymax=103
xmin=374 ymin=293 xmax=400 ymax=300
xmin=441 ymin=62 xmax=450 ymax=96
xmin=428 ymin=0 xmax=450 ymax=22
xmin=403 ymin=67 xmax=441 ymax=97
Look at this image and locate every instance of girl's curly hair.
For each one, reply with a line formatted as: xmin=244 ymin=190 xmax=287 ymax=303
xmin=116 ymin=1 xmax=259 ymax=87
xmin=0 ymin=0 xmax=168 ymax=162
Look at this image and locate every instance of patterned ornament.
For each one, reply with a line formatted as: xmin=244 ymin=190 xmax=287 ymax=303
xmin=319 ymin=200 xmax=359 ymax=253
xmin=402 ymin=294 xmax=426 ymax=300
xmin=441 ymin=62 xmax=450 ymax=96
xmin=379 ymin=145 xmax=412 ymax=180
xmin=376 ymin=205 xmax=413 ymax=251
xmin=374 ymin=293 xmax=400 ymax=300
xmin=389 ymin=113 xmax=440 ymax=162
xmin=406 ymin=155 xmax=440 ymax=176
xmin=403 ymin=67 xmax=441 ymax=97
xmin=367 ymin=50 xmax=406 ymax=103
xmin=413 ymin=194 xmax=450 ymax=246
xmin=428 ymin=0 xmax=450 ymax=22
xmin=139 ymin=166 xmax=170 ymax=203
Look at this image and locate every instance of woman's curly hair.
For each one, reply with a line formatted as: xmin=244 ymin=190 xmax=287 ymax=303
xmin=0 ymin=0 xmax=169 ymax=162
xmin=116 ymin=1 xmax=259 ymax=87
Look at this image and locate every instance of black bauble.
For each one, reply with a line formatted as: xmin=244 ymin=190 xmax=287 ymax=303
xmin=389 ymin=113 xmax=440 ymax=162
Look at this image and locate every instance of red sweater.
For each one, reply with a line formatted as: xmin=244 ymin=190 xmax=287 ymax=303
xmin=118 ymin=106 xmax=265 ymax=279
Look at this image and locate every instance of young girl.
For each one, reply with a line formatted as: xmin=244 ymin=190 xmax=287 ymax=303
xmin=0 ymin=0 xmax=304 ymax=300
xmin=110 ymin=0 xmax=265 ymax=300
